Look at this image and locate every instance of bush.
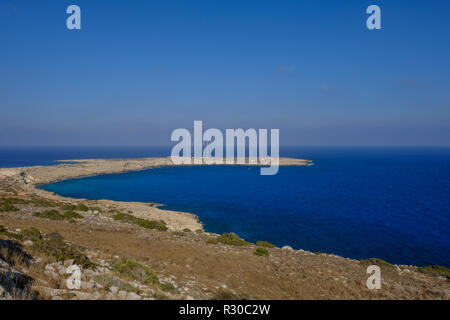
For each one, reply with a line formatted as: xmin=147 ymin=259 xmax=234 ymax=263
xmin=254 ymin=247 xmax=270 ymax=256
xmin=60 ymin=203 xmax=90 ymax=212
xmin=0 ymin=197 xmax=28 ymax=212
xmin=0 ymin=199 xmax=20 ymax=212
xmin=172 ymin=231 xmax=184 ymax=236
xmin=33 ymin=210 xmax=64 ymax=220
xmin=160 ymin=282 xmax=180 ymax=294
xmin=31 ymin=234 xmax=95 ymax=269
xmin=93 ymin=274 xmax=141 ymax=294
xmin=19 ymin=227 xmax=42 ymax=241
xmin=0 ymin=197 xmax=27 ymax=205
xmin=33 ymin=209 xmax=84 ymax=221
xmin=61 ymin=203 xmax=76 ymax=211
xmin=0 ymin=225 xmax=22 ymax=240
xmin=209 ymin=233 xmax=250 ymax=246
xmin=255 ymin=241 xmax=275 ymax=248
xmin=213 ymin=290 xmax=239 ymax=300
xmin=63 ymin=211 xmax=84 ymax=219
xmin=75 ymin=204 xmax=89 ymax=212
xmin=112 ymin=259 xmax=159 ymax=284
xmin=30 ymin=199 xmax=57 ymax=207
xmin=418 ymin=265 xmax=450 ymax=280
xmin=113 ymin=212 xmax=167 ymax=231
xmin=360 ymin=258 xmax=394 ymax=269
xmin=183 ymin=228 xmax=192 ymax=233
xmin=0 ymin=225 xmax=14 ymax=239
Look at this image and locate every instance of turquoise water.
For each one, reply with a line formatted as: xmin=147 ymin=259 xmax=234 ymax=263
xmin=39 ymin=147 xmax=450 ymax=267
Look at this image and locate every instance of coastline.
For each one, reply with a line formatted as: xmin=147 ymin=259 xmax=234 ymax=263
xmin=1 ymin=156 xmax=449 ymax=300
xmin=0 ymin=157 xmax=310 ymax=232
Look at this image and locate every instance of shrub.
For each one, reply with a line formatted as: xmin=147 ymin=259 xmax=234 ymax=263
xmin=0 ymin=225 xmax=15 ymax=239
xmin=0 ymin=200 xmax=19 ymax=212
xmin=255 ymin=241 xmax=275 ymax=248
xmin=254 ymin=247 xmax=270 ymax=256
xmin=33 ymin=210 xmax=64 ymax=220
xmin=0 ymin=197 xmax=27 ymax=205
xmin=31 ymin=234 xmax=95 ymax=269
xmin=33 ymin=209 xmax=84 ymax=221
xmin=113 ymin=212 xmax=167 ymax=231
xmin=0 ymin=225 xmax=22 ymax=240
xmin=209 ymin=233 xmax=250 ymax=246
xmin=75 ymin=204 xmax=89 ymax=212
xmin=360 ymin=258 xmax=394 ymax=269
xmin=172 ymin=231 xmax=184 ymax=236
xmin=213 ymin=290 xmax=239 ymax=300
xmin=183 ymin=228 xmax=192 ymax=233
xmin=60 ymin=203 xmax=89 ymax=212
xmin=160 ymin=282 xmax=180 ymax=294
xmin=61 ymin=203 xmax=77 ymax=211
xmin=19 ymin=227 xmax=42 ymax=241
xmin=30 ymin=199 xmax=57 ymax=207
xmin=63 ymin=211 xmax=84 ymax=219
xmin=93 ymin=274 xmax=141 ymax=294
xmin=418 ymin=265 xmax=450 ymax=280
xmin=112 ymin=259 xmax=159 ymax=284
xmin=0 ymin=197 xmax=27 ymax=212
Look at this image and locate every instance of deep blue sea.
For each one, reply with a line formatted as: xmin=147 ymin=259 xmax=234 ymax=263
xmin=2 ymin=147 xmax=449 ymax=267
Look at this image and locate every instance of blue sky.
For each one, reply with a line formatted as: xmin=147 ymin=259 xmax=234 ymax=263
xmin=0 ymin=0 xmax=449 ymax=146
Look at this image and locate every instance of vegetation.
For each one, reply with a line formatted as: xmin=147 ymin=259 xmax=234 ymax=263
xmin=153 ymin=293 xmax=169 ymax=300
xmin=19 ymin=227 xmax=42 ymax=241
xmin=160 ymin=282 xmax=180 ymax=294
xmin=93 ymin=274 xmax=141 ymax=294
xmin=254 ymin=247 xmax=270 ymax=256
xmin=360 ymin=258 xmax=394 ymax=269
xmin=33 ymin=209 xmax=83 ymax=221
xmin=183 ymin=228 xmax=192 ymax=233
xmin=213 ymin=290 xmax=240 ymax=300
xmin=60 ymin=203 xmax=89 ymax=212
xmin=30 ymin=198 xmax=58 ymax=207
xmin=0 ymin=197 xmax=61 ymax=211
xmin=208 ymin=233 xmax=251 ymax=246
xmin=0 ymin=224 xmax=17 ymax=239
xmin=30 ymin=233 xmax=95 ymax=269
xmin=33 ymin=210 xmax=64 ymax=220
xmin=172 ymin=231 xmax=185 ymax=236
xmin=112 ymin=259 xmax=159 ymax=284
xmin=0 ymin=198 xmax=20 ymax=212
xmin=255 ymin=241 xmax=275 ymax=248
xmin=62 ymin=211 xmax=84 ymax=219
xmin=418 ymin=265 xmax=450 ymax=280
xmin=113 ymin=212 xmax=167 ymax=231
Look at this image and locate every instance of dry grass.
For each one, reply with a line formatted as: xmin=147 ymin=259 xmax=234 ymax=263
xmin=1 ymin=209 xmax=449 ymax=300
